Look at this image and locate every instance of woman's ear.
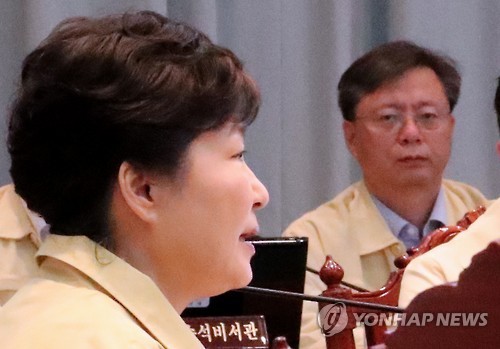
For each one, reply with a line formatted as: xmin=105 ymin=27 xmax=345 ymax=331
xmin=117 ymin=162 xmax=157 ymax=224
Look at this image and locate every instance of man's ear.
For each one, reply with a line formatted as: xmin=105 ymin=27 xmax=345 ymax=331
xmin=343 ymin=120 xmax=359 ymax=159
xmin=496 ymin=140 xmax=500 ymax=158
xmin=117 ymin=162 xmax=157 ymax=224
xmin=449 ymin=113 xmax=456 ymax=131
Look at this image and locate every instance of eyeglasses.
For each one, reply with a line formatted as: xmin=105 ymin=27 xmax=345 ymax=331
xmin=356 ymin=111 xmax=452 ymax=132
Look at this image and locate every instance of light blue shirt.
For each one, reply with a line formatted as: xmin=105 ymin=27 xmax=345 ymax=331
xmin=372 ymin=187 xmax=446 ymax=249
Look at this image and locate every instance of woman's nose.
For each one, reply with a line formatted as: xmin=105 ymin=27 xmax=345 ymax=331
xmin=251 ymin=173 xmax=269 ymax=210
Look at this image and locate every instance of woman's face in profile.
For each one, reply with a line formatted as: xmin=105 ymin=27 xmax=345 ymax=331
xmin=147 ymin=121 xmax=269 ymax=302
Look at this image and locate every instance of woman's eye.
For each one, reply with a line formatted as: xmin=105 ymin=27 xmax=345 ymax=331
xmin=234 ymin=150 xmax=246 ymax=161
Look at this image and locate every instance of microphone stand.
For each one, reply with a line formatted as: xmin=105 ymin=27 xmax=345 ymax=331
xmin=237 ymin=286 xmax=405 ymax=313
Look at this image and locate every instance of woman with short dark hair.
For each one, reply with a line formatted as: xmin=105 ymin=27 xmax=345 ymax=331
xmin=1 ymin=11 xmax=269 ymax=348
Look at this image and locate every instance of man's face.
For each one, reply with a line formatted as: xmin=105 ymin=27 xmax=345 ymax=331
xmin=343 ymin=67 xmax=455 ymax=192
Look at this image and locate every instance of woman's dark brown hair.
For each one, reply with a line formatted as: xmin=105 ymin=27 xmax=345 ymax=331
xmin=8 ymin=11 xmax=260 ymax=242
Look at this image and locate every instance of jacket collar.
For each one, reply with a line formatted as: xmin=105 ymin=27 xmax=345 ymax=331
xmin=352 ymin=181 xmax=405 ymax=256
xmin=0 ymin=184 xmax=42 ymax=246
xmin=36 ymin=234 xmax=203 ymax=349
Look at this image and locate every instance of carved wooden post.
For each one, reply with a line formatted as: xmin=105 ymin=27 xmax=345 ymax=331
xmin=319 ymin=255 xmax=404 ymax=348
xmin=271 ymin=336 xmax=293 ymax=349
xmin=318 ymin=255 xmax=357 ymax=349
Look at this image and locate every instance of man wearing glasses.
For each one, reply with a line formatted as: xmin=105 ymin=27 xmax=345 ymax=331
xmin=284 ymin=41 xmax=489 ymax=349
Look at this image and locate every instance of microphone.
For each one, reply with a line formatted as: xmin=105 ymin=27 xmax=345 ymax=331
xmin=237 ymin=285 xmax=404 ymax=313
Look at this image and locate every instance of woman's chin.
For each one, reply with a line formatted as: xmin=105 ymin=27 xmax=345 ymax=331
xmin=239 ymin=268 xmax=253 ymax=288
xmin=222 ymin=267 xmax=253 ymax=295
xmin=229 ymin=267 xmax=253 ymax=291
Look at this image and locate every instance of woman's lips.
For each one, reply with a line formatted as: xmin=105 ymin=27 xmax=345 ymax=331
xmin=239 ymin=226 xmax=259 ymax=241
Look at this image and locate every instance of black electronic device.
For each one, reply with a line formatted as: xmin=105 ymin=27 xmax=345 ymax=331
xmin=182 ymin=236 xmax=308 ymax=349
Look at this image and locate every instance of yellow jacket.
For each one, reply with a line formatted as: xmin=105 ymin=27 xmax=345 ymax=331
xmin=399 ymin=197 xmax=500 ymax=308
xmin=0 ymin=184 xmax=44 ymax=305
xmin=283 ymin=179 xmax=488 ymax=349
xmin=0 ymin=234 xmax=204 ymax=348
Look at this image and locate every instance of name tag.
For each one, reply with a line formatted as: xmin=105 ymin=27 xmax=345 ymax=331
xmin=184 ymin=315 xmax=269 ymax=348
